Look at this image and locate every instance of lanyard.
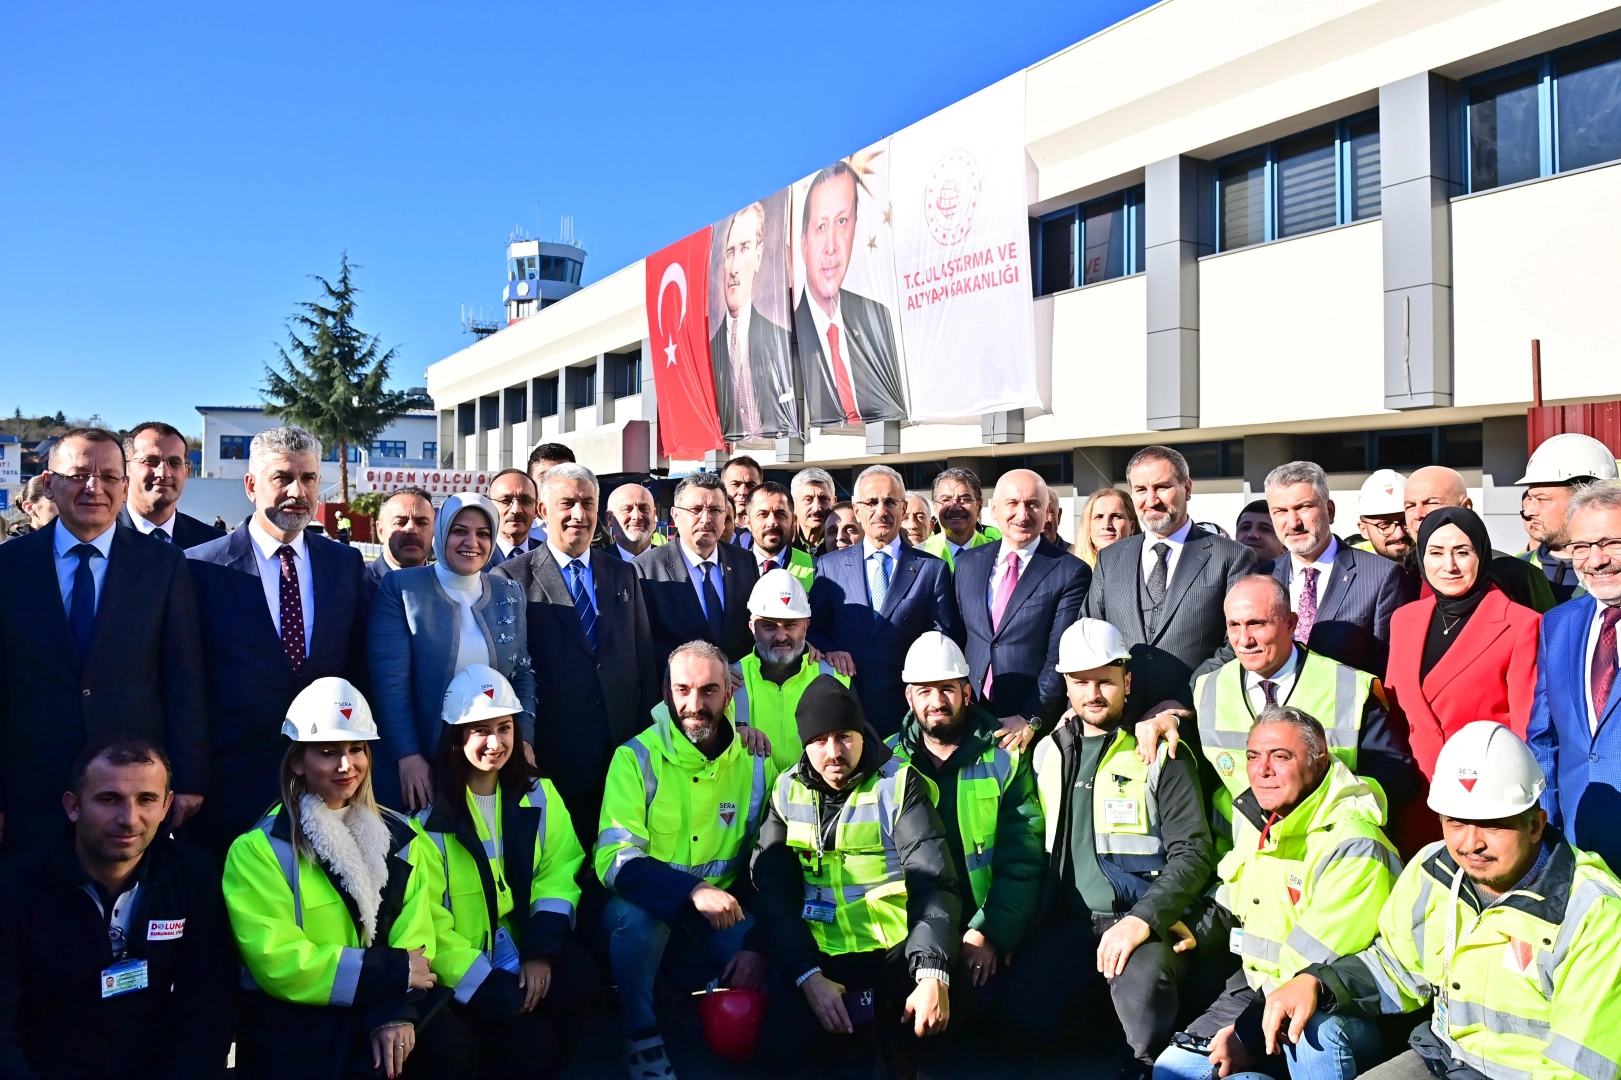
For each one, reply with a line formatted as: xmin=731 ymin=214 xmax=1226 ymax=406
xmin=1434 ymin=863 xmax=1468 ymax=1038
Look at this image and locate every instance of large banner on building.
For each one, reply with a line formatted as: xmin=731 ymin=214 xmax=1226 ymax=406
xmin=647 ymin=228 xmax=725 ymax=459
xmin=890 ymin=74 xmax=1039 ymax=421
xmin=707 ymin=188 xmax=802 ymax=443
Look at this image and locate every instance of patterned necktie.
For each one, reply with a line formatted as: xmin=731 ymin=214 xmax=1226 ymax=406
xmin=1592 ymin=606 xmax=1621 ymax=733
xmin=1297 ymin=566 xmax=1320 ymax=642
xmin=729 ymin=320 xmax=762 ymax=437
xmin=567 ymin=558 xmax=599 ymax=653
xmin=827 ymin=324 xmax=860 ymax=424
xmin=868 ymin=549 xmax=892 ymax=612
xmin=984 ymin=551 xmax=1023 ymax=700
xmin=1147 ymin=542 xmax=1171 ymax=605
xmin=276 ymin=545 xmax=306 ymax=672
xmin=701 ymin=562 xmax=725 ymax=642
xmin=68 ymin=543 xmax=99 ymax=659
xmin=1260 ymin=680 xmax=1279 ymax=708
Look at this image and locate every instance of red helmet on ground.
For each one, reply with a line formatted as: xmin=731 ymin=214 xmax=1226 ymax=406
xmin=696 ymin=987 xmax=767 ymax=1062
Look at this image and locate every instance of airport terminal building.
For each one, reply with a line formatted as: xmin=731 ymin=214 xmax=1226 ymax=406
xmin=425 ymin=0 xmax=1621 ymax=547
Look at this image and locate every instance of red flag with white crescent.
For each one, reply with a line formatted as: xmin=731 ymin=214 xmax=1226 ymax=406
xmin=646 ymin=228 xmax=724 ymax=459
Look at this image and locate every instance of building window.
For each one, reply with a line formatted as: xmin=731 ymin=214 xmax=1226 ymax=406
xmin=611 ymin=350 xmax=642 ymax=398
xmin=422 ymin=441 xmax=436 ymax=462
xmin=1467 ymin=33 xmax=1621 ymax=193
xmin=1215 ymin=112 xmax=1380 ymax=252
xmin=371 ymin=441 xmax=406 ymax=458
xmin=1031 ymin=185 xmax=1144 ymax=296
xmin=504 ymin=385 xmax=528 ymax=423
xmin=323 ymin=444 xmax=361 ymax=463
xmin=535 ymin=376 xmax=559 ymax=417
xmin=567 ymin=367 xmax=596 ymax=409
xmin=219 ymin=435 xmax=249 ymax=460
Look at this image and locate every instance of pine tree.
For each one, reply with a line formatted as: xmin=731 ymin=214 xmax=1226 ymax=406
xmin=261 ymin=254 xmax=424 ymax=502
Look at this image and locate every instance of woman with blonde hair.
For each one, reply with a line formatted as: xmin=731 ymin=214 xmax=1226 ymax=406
xmin=224 ymin=678 xmax=472 ymax=1080
xmin=1075 ymin=486 xmax=1140 ymax=566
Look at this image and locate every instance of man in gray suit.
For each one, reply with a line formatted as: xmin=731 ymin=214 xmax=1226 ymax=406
xmin=1084 ymin=446 xmax=1256 ymax=723
xmin=794 ymin=161 xmax=907 ymax=427
xmin=1258 ymin=460 xmax=1409 ymax=676
xmin=710 ymin=202 xmax=798 ymax=442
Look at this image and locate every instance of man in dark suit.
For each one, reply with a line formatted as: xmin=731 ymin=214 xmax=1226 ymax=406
xmin=484 ymin=468 xmax=545 ymax=570
xmin=810 ymin=465 xmax=962 ymax=738
xmin=185 ymin=427 xmax=368 ymax=859
xmin=634 ymin=471 xmax=758 ymax=674
xmin=710 ymin=203 xmax=799 ymax=442
xmin=117 ymin=421 xmax=224 ymax=550
xmin=794 ymin=162 xmax=907 ymax=427
xmin=492 ymin=462 xmax=657 ymax=850
xmin=1084 ymin=446 xmax=1256 ymax=719
xmin=956 ymin=470 xmax=1090 ymax=742
xmin=1257 ymin=461 xmax=1409 ymax=676
xmin=0 ymin=427 xmax=208 ymax=852
xmin=361 ymin=486 xmax=433 ymax=604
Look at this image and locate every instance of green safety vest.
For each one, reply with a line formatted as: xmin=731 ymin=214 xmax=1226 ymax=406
xmin=920 ymin=526 xmax=1002 ymax=570
xmin=757 ymin=546 xmax=816 ymax=593
xmin=1193 ymin=650 xmax=1377 ymax=846
xmin=731 ymin=652 xmax=848 ymax=774
xmin=1033 ymin=726 xmax=1168 ymax=882
xmin=411 ymin=778 xmax=584 ymax=995
xmin=885 ymin=732 xmax=1020 ymax=909
xmin=594 ymin=705 xmax=773 ymax=891
xmin=771 ymin=758 xmax=932 ymax=957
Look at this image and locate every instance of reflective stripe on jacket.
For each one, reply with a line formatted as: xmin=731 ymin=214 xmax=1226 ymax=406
xmin=732 ymin=652 xmax=849 ymax=774
xmin=920 ymin=526 xmax=1002 ymax=571
xmin=1034 ymin=726 xmax=1169 ymax=900
xmin=886 ymin=730 xmax=1019 ymax=910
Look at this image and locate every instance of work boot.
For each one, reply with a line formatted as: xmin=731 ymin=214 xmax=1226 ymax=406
xmin=625 ymin=1028 xmax=676 ymax=1080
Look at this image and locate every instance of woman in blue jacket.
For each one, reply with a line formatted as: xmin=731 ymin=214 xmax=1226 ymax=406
xmin=368 ymin=492 xmax=534 ymax=812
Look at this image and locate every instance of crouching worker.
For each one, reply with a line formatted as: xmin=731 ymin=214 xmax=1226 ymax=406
xmin=224 ymin=678 xmax=471 ymax=1080
xmin=595 ymin=641 xmax=775 ymax=1080
xmin=1156 ymin=706 xmax=1400 ymax=1080
xmin=415 ymin=666 xmax=597 ymax=1080
xmin=1261 ymin=723 xmax=1621 ymax=1080
xmin=0 ymin=737 xmax=236 ymax=1080
xmin=752 ymin=675 xmax=961 ymax=1080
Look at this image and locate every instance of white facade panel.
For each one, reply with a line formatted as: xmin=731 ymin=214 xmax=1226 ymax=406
xmin=1030 ymin=275 xmax=1148 ymax=443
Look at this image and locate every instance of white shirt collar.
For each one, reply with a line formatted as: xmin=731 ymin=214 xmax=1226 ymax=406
xmin=1290 ymin=535 xmax=1338 ymax=574
xmin=129 ymin=510 xmax=175 ymax=538
xmin=996 ymin=534 xmax=1042 ymax=565
xmin=755 ymin=542 xmax=790 ymax=570
xmin=247 ymin=516 xmax=308 ymax=561
xmin=1246 ymin=646 xmax=1303 ymax=694
xmin=680 ymin=540 xmax=719 ymax=571
xmin=548 ymin=542 xmax=591 ymax=573
xmin=862 ymin=535 xmax=902 ymax=563
xmin=497 ymin=534 xmax=531 ymax=557
xmin=804 ymin=288 xmax=845 ymax=354
xmin=54 ymin=520 xmax=116 ymax=559
xmin=1150 ymin=518 xmax=1194 ymax=547
xmin=726 ymin=303 xmax=753 ymax=343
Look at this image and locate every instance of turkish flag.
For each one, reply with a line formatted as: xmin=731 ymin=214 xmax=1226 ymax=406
xmin=647 ymin=228 xmax=724 ymax=459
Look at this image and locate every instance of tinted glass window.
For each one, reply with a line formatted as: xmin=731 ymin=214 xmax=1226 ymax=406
xmin=1038 ymin=212 xmax=1075 ymax=295
xmin=1470 ymin=68 xmax=1542 ymax=190
xmin=1081 ymin=195 xmax=1125 ymax=284
xmin=1219 ymin=154 xmax=1267 ymax=250
xmin=1375 ymin=431 xmax=1435 ymax=470
xmin=1441 ymin=425 xmax=1484 ymax=469
xmin=1276 ymin=128 xmax=1338 ymax=237
xmin=1557 ymin=38 xmax=1621 ymax=172
xmin=1308 ymin=433 xmax=1367 ymax=474
xmin=1347 ymin=118 xmax=1381 ymax=221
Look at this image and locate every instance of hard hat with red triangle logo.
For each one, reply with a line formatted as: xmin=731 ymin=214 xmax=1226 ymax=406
xmin=1357 ymin=469 xmax=1407 ymax=517
xmin=1426 ymin=721 xmax=1546 ymax=820
xmin=442 ymin=664 xmax=522 ymax=726
xmin=747 ymin=568 xmax=812 ymax=619
xmin=282 ymin=677 xmax=377 ymax=742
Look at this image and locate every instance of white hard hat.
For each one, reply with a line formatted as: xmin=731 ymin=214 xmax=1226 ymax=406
xmin=902 ymin=631 xmax=970 ymax=683
xmin=1358 ymin=469 xmax=1407 ymax=518
xmin=1426 ymin=721 xmax=1546 ymax=820
xmin=1517 ymin=433 xmax=1619 ymax=485
xmin=442 ymin=664 xmax=522 ymax=726
xmin=282 ymin=677 xmax=378 ymax=742
xmin=1055 ymin=618 xmax=1132 ymax=674
xmin=747 ymin=568 xmax=812 ymax=619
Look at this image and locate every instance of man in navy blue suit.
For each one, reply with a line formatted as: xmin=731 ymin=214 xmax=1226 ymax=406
xmin=955 ymin=469 xmax=1090 ymax=744
xmin=1529 ymin=482 xmax=1621 ymax=873
xmin=185 ymin=427 xmax=368 ymax=858
xmin=809 ymin=465 xmax=961 ymax=738
xmin=484 ymin=468 xmax=545 ymax=569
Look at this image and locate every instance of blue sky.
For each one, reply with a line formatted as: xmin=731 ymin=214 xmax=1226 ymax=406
xmin=1 ymin=1 xmax=1151 ymax=434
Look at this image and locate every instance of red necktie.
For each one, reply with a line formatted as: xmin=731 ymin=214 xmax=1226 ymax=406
xmin=1593 ymin=606 xmax=1621 ymax=726
xmin=827 ymin=324 xmax=860 ymax=424
xmin=277 ymin=545 xmax=306 ymax=673
xmin=762 ymin=558 xmax=777 ymax=573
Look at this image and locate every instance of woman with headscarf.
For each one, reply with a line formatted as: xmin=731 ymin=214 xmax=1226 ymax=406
xmin=368 ymin=492 xmax=534 ymax=812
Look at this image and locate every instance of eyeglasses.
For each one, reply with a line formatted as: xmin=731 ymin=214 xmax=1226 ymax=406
xmin=55 ymin=472 xmax=127 ymax=488
xmin=934 ymin=495 xmax=980 ymax=508
xmin=674 ymin=505 xmax=725 ymax=520
xmin=1568 ymin=538 xmax=1621 ymax=562
xmin=492 ymin=495 xmax=538 ymax=510
xmin=856 ymin=498 xmax=902 ymax=512
xmin=1359 ymin=517 xmax=1407 ymax=535
xmin=133 ymin=456 xmax=188 ymax=473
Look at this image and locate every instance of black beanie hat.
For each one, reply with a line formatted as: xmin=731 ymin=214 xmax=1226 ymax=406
xmin=796 ymin=675 xmax=871 ymax=747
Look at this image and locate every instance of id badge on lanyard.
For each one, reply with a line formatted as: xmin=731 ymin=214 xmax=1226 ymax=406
xmin=1433 ymin=865 xmax=1468 ymax=1039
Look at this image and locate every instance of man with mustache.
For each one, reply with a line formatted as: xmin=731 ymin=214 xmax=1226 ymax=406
xmin=595 ymin=641 xmax=773 ymax=1080
xmin=118 ymin=420 xmax=223 ymax=549
xmin=885 ymin=632 xmax=1044 ymax=1005
xmin=790 ymin=467 xmax=837 ymax=555
xmin=745 ymin=481 xmax=815 ymax=592
xmin=0 ymin=427 xmax=208 ymax=851
xmin=709 ymin=205 xmax=798 ymax=443
xmin=484 ymin=468 xmax=544 ymax=569
xmin=185 ymin=426 xmax=369 ymax=860
xmin=901 ymin=495 xmax=933 ymax=548
xmin=921 ymin=468 xmax=1001 ymax=571
xmin=362 ymin=486 xmax=433 ymax=603
xmin=605 ymin=482 xmax=663 ymax=562
xmin=722 ymin=455 xmax=764 ymax=549
xmin=1002 ymin=619 xmax=1210 ymax=1077
xmin=730 ymin=569 xmax=848 ymax=773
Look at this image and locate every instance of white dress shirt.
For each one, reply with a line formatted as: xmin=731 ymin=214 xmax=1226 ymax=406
xmin=549 ymin=542 xmax=596 ymax=615
xmin=804 ymin=289 xmax=857 ymax=416
xmin=1140 ymin=518 xmax=1194 ymax=585
xmin=248 ymin=517 xmax=314 ymax=655
xmin=1243 ymin=647 xmax=1302 ymax=714
xmin=128 ymin=510 xmax=176 ymax=541
xmin=862 ymin=536 xmax=903 ymax=606
xmin=681 ymin=541 xmax=724 ymax=618
xmin=755 ymin=542 xmax=792 ymax=574
xmin=987 ymin=536 xmax=1041 ymax=609
xmin=1289 ymin=537 xmax=1338 ymax=614
xmin=54 ymin=520 xmax=116 ymax=617
xmin=1587 ymin=600 xmax=1621 ymax=734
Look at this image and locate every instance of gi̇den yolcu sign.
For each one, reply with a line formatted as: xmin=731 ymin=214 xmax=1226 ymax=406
xmin=356 ymin=468 xmax=492 ymax=496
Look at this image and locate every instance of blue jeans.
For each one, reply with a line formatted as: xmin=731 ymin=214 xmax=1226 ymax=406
xmin=1153 ymin=1013 xmax=1380 ymax=1080
xmin=599 ymin=894 xmax=754 ymax=1036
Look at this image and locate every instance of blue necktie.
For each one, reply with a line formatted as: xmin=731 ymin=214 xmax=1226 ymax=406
xmin=69 ymin=543 xmax=98 ymax=659
xmin=868 ymin=549 xmax=892 ymax=611
xmin=567 ymin=559 xmax=598 ymax=652
xmin=701 ymin=562 xmax=725 ymax=642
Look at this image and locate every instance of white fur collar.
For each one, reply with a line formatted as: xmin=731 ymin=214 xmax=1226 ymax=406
xmin=299 ymin=793 xmax=392 ymax=945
